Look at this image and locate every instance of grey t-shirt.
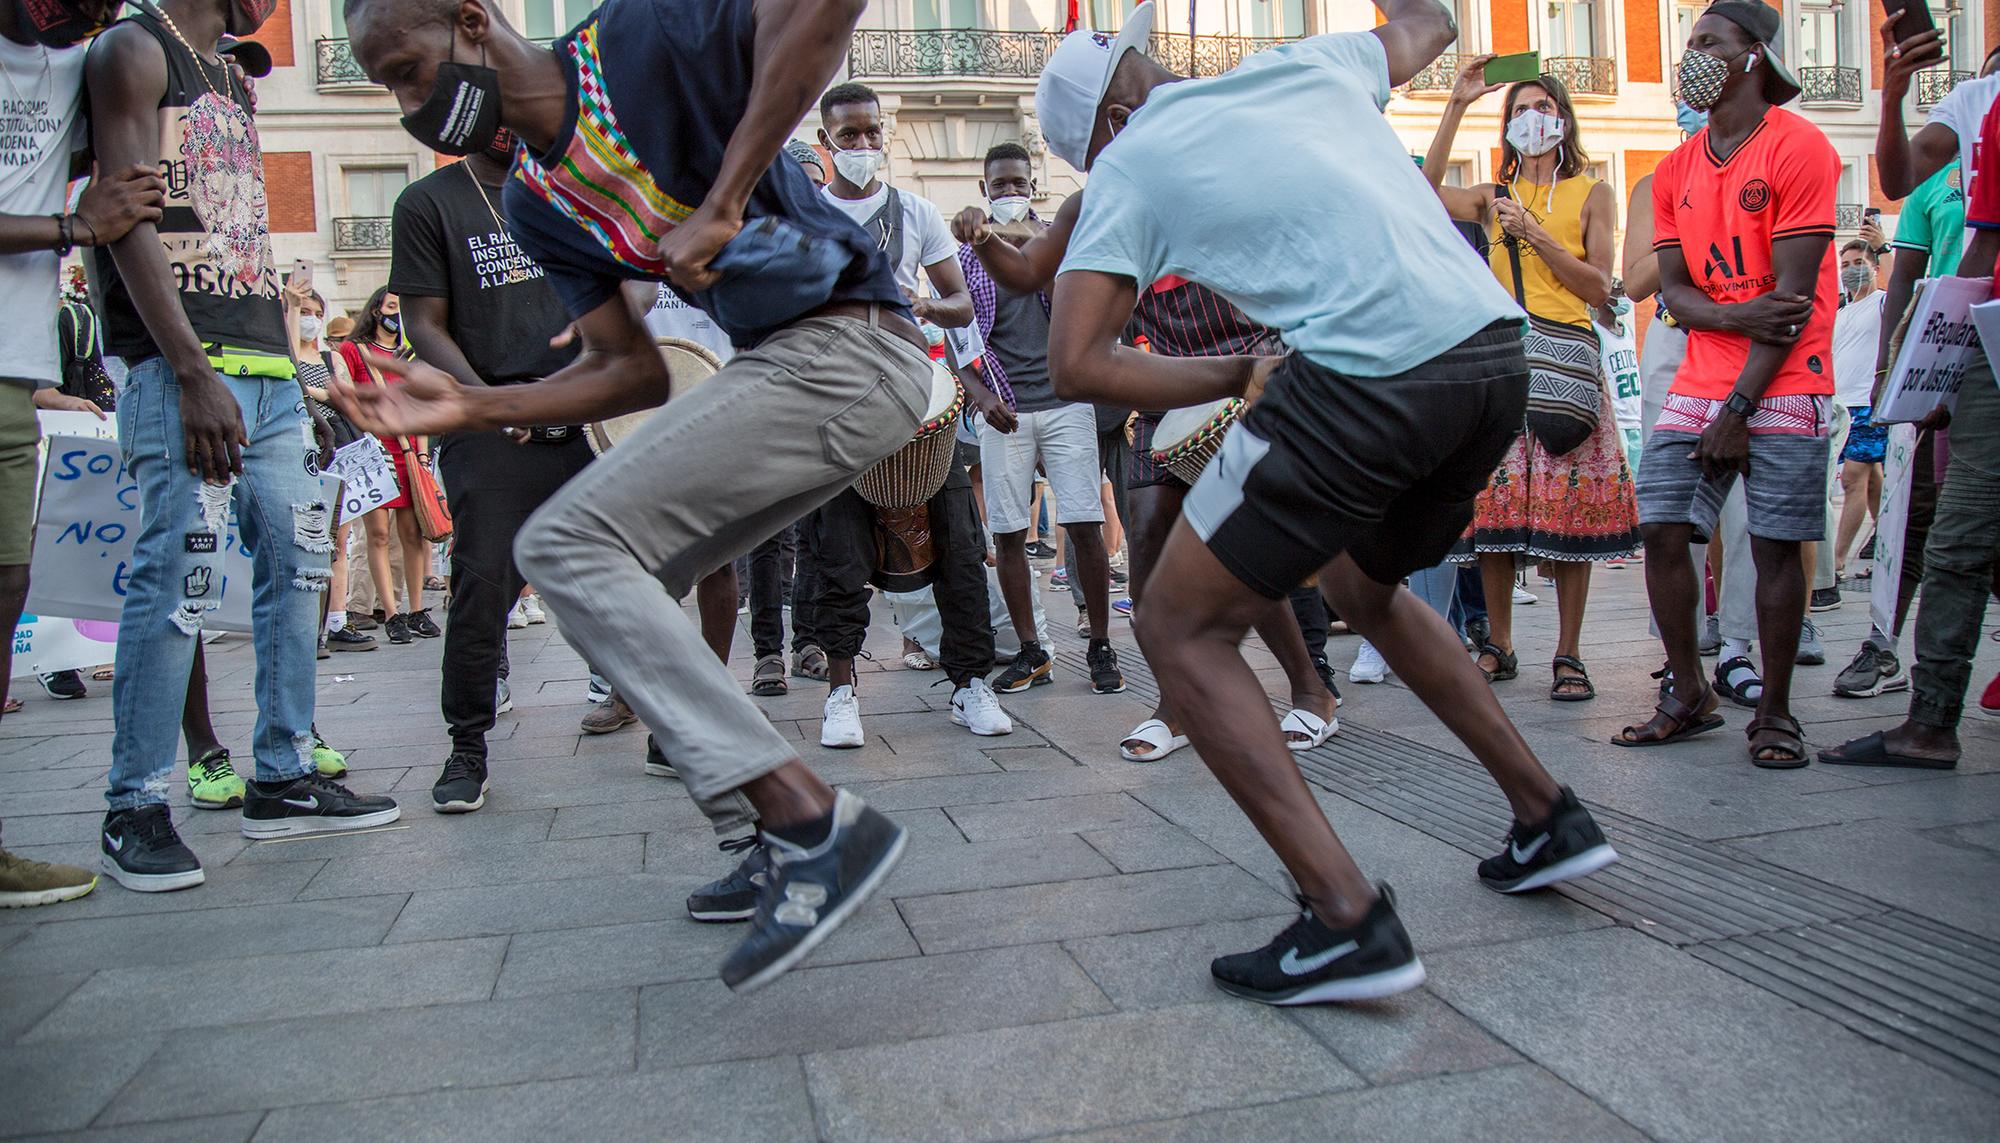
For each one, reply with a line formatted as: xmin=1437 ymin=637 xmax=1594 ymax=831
xmin=988 ymin=284 xmax=1058 ymax=413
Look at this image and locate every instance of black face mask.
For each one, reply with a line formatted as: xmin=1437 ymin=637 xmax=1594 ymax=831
xmin=22 ymin=0 xmax=108 ymax=47
xmin=401 ymin=48 xmax=502 ymax=158
xmin=379 ymin=312 xmax=402 ymax=336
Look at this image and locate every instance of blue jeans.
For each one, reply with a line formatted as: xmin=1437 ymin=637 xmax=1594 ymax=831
xmin=107 ymin=360 xmax=329 ymax=810
xmin=1407 ymin=562 xmax=1458 ymax=623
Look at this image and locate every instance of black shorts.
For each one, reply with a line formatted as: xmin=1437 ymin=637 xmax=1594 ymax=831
xmin=1183 ymin=321 xmax=1528 ymax=598
xmin=1126 ymin=412 xmax=1188 ymax=492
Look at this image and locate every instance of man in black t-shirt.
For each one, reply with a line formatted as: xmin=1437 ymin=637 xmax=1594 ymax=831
xmin=388 ymin=129 xmax=591 ymax=815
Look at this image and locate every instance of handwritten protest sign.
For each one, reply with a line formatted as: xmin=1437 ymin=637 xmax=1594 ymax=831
xmin=1878 ymin=277 xmax=1991 ymax=422
xmin=327 ymin=436 xmax=396 ymax=522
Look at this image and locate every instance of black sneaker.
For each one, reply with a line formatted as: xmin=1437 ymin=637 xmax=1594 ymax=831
xmin=431 ymin=752 xmax=488 ymax=814
xmin=643 ymin=734 xmax=679 ymax=778
xmin=719 ymin=790 xmax=907 ymax=992
xmin=100 ymin=804 xmax=204 ymax=892
xmin=384 ymin=613 xmax=413 ymax=644
xmin=1833 ymin=642 xmax=1910 ymax=698
xmin=1210 ymin=885 xmax=1425 ymax=1005
xmin=687 ymin=835 xmax=767 ymax=922
xmin=327 ymin=626 xmax=377 ymax=652
xmin=1477 ymin=786 xmax=1619 ymax=893
xmin=1088 ymin=639 xmax=1126 ymax=694
xmin=39 ymin=670 xmax=86 ymax=700
xmin=1810 ymin=586 xmax=1842 ymax=613
xmin=1026 ymin=540 xmax=1058 ymax=562
xmin=407 ymin=609 xmax=443 ymax=639
xmin=241 ymin=774 xmax=401 ymax=839
xmin=993 ymin=642 xmax=1053 ymax=693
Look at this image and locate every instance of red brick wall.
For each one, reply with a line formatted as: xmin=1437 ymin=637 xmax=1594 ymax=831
xmin=1626 ymin=0 xmax=1662 ymax=83
xmin=1867 ymin=155 xmax=1894 ymax=211
xmin=245 ymin=0 xmax=295 ymax=69
xmin=1626 ymin=148 xmax=1674 ymax=191
xmin=264 ymin=152 xmax=315 ymax=232
xmin=1872 ymin=0 xmax=1888 ymax=90
xmin=1492 ymin=0 xmax=1530 ymax=56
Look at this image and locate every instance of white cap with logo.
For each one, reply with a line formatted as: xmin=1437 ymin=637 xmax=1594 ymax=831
xmin=1034 ymin=2 xmax=1158 ymax=171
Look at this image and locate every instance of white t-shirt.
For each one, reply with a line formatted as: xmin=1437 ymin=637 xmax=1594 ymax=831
xmin=1830 ymin=291 xmax=1885 ymax=410
xmin=1061 ymin=32 xmax=1521 ymax=377
xmin=1923 ymin=72 xmax=2000 ymax=255
xmin=0 ymin=38 xmax=87 ymax=388
xmin=819 ymin=182 xmax=958 ymax=300
xmin=644 ymin=285 xmax=734 ymax=362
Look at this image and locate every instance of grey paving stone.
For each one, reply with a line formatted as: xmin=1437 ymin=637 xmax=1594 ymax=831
xmin=1063 ymin=918 xmax=1300 ymax=1010
xmin=14 ymin=1112 xmax=265 ymax=1143
xmin=24 ymin=938 xmax=507 ymax=1040
xmin=1426 ymin=927 xmax=2000 ymax=1139
xmin=944 ymin=791 xmax=1163 ymax=841
xmin=1080 ymin=823 xmax=1228 ymax=873
xmin=1285 ymin=989 xmax=1523 ymax=1084
xmin=251 ymin=1059 xmax=813 ymax=1143
xmin=641 ymin=944 xmax=1112 ymax=1067
xmin=1047 ymin=1064 xmax=1642 ymax=1142
xmin=883 ymin=832 xmax=1117 ymax=898
xmin=983 ymin=745 xmax=1082 ymax=771
xmin=383 ymin=872 xmax=695 ymax=943
xmin=27 ymin=855 xmax=318 ymax=921
xmin=0 ymin=895 xmax=408 ymax=974
xmin=0 ymin=971 xmax=87 ymax=1042
xmin=897 ymin=865 xmax=1296 ymax=955
xmin=0 ymin=765 xmax=104 ymax=794
xmin=0 ymin=1035 xmax=158 ymax=1135
xmin=1725 ymin=821 xmax=2000 ymax=940
xmin=1549 ymin=745 xmax=1871 ymax=840
xmin=100 ymin=988 xmax=638 ymax=1125
xmin=549 ymin=796 xmax=713 ymax=842
xmin=298 ymin=833 xmax=642 ymax=899
xmin=1789 ymin=771 xmax=2000 ymax=829
xmin=228 ymin=808 xmax=555 ymax=863
xmin=844 ymin=767 xmax=1123 ymax=812
xmin=803 ymin=1002 xmax=1361 ymax=1142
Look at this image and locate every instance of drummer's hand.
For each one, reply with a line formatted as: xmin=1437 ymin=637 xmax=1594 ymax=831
xmin=973 ymin=388 xmax=1017 ymax=434
xmin=1242 ymin=355 xmax=1284 ymax=405
xmin=658 ymin=199 xmax=741 ymax=292
xmin=329 ymin=350 xmax=475 ymax=437
xmin=550 ymin=323 xmax=577 ymax=350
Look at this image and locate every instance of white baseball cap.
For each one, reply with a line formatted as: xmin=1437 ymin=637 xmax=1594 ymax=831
xmin=1035 ymin=2 xmax=1157 ymax=171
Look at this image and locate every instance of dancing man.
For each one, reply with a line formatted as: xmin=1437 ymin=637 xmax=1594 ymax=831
xmin=340 ymin=0 xmax=930 ymax=991
xmin=1037 ymin=1 xmax=1617 ymax=1004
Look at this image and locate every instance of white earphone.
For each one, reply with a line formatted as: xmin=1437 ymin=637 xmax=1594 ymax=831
xmin=1745 ymin=53 xmax=1758 ymax=72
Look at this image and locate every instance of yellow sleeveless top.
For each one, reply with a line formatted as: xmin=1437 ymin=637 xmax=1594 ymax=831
xmin=1486 ymin=174 xmax=1598 ymax=327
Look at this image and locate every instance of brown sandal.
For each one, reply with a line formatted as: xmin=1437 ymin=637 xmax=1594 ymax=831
xmin=1747 ymin=713 xmax=1808 ymax=769
xmin=1612 ymin=685 xmax=1724 ymax=747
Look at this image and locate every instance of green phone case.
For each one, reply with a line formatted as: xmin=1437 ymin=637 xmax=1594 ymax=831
xmin=1483 ymin=51 xmax=1542 ymax=84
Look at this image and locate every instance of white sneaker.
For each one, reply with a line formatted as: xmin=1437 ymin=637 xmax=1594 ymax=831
xmin=1350 ymin=641 xmax=1389 ymax=684
xmin=820 ymin=685 xmax=864 ymax=749
xmin=1512 ymin=585 xmax=1539 ymax=605
xmin=496 ymin=678 xmax=513 ymax=714
xmin=950 ymin=677 xmax=1014 ymax=737
xmin=522 ymin=595 xmax=547 ymax=625
xmin=506 ymin=603 xmax=529 ymax=630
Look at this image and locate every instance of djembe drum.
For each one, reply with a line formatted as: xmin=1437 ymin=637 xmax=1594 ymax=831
xmin=854 ymin=361 xmax=964 ymax=592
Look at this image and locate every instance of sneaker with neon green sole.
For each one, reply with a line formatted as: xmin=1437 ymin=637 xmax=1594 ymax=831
xmin=188 ymin=748 xmax=245 ymax=810
xmin=312 ymin=730 xmax=348 ymax=779
xmin=0 ymin=846 xmax=98 ymax=907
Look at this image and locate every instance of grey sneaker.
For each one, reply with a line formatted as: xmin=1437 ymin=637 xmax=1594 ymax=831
xmin=1698 ymin=614 xmax=1721 ymax=657
xmin=1796 ymin=617 xmax=1826 ymax=666
xmin=1833 ymin=642 xmax=1910 ymax=698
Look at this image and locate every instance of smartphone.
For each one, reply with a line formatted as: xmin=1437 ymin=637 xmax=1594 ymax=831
xmin=291 ymin=258 xmax=314 ymax=291
xmin=1892 ymin=1 xmax=1937 ymax=46
xmin=1865 ymin=207 xmax=1883 ymax=221
xmin=1483 ymin=51 xmax=1542 ymax=85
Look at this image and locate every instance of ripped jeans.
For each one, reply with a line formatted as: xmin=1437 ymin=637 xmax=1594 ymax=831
xmin=106 ymin=359 xmax=329 ymax=810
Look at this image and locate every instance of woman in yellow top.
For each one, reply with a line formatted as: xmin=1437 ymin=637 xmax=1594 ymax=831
xmin=1424 ymin=59 xmax=1640 ymax=702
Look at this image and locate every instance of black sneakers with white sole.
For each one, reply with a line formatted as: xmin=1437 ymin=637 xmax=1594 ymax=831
xmin=100 ymin=804 xmax=205 ymax=892
xmin=1477 ymin=786 xmax=1619 ymax=893
xmin=241 ymin=775 xmax=401 ymax=839
xmin=1210 ymin=885 xmax=1425 ymax=1005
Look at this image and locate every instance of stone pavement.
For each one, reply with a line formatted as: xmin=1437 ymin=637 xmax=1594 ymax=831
xmin=3 ymin=563 xmax=1997 ymax=1141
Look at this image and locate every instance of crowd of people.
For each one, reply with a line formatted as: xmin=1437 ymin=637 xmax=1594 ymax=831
xmin=0 ymin=0 xmax=1992 ymax=1010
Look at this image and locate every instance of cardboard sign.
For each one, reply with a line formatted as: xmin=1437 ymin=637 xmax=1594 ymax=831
xmin=1869 ymin=423 xmax=1922 ymax=638
xmin=1878 ymin=276 xmax=1991 ymax=422
xmin=327 ymin=436 xmax=396 ymax=522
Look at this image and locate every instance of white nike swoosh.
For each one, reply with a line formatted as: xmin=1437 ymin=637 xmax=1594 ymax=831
xmin=1279 ymin=939 xmax=1359 ymax=976
xmin=1510 ymin=833 xmax=1550 ymax=864
xmin=282 ymin=797 xmax=320 ymax=810
xmin=105 ymin=833 xmax=123 ymax=852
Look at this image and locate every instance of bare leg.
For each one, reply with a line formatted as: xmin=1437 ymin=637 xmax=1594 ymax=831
xmin=1476 ymin=552 xmax=1515 ymax=672
xmin=1550 ymin=560 xmax=1592 ymax=694
xmin=1119 ymin=483 xmax=1185 ymax=756
xmin=1640 ymin=522 xmax=1708 ymax=712
xmin=1065 ymin=521 xmax=1112 ymax=640
xmin=1749 ymin=536 xmax=1807 ymax=756
xmin=396 ymin=510 xmax=427 ymax=614
xmin=328 ymin=520 xmax=350 ymax=625
xmin=992 ymin=529 xmax=1039 ymax=645
xmin=1834 ymin=461 xmax=1871 ymax=574
xmin=695 ymin=565 xmax=737 ymax=662
xmin=1099 ymin=480 xmax=1124 ymax=560
xmin=364 ymin=511 xmax=397 ymax=616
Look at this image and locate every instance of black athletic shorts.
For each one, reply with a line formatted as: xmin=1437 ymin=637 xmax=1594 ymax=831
xmin=1125 ymin=412 xmax=1188 ymax=492
xmin=1183 ymin=320 xmax=1528 ymax=598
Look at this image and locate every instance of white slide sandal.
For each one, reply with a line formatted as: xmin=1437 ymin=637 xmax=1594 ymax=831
xmin=1281 ymin=708 xmax=1337 ymax=752
xmin=1119 ymin=718 xmax=1190 ymax=763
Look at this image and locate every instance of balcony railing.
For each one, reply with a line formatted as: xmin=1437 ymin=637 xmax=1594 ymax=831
xmin=1403 ymin=51 xmax=1467 ymax=93
xmin=1542 ymin=56 xmax=1617 ymax=97
xmin=1917 ymin=68 xmax=1972 ymax=109
xmin=316 ymin=38 xmax=377 ymax=89
xmin=333 ymin=216 xmax=393 ymax=252
xmin=844 ymin=28 xmax=1298 ymax=80
xmin=1835 ymin=203 xmax=1865 ymax=231
xmin=1799 ymin=65 xmax=1863 ymax=106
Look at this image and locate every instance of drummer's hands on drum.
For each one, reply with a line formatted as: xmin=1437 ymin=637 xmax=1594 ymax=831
xmin=328 ymin=349 xmax=474 ymax=437
xmin=1242 ymin=356 xmax=1284 ymax=406
xmin=951 ymin=207 xmax=993 ymax=247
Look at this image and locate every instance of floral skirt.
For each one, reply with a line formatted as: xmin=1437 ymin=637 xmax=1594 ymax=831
xmin=1454 ymin=383 xmax=1640 ymax=563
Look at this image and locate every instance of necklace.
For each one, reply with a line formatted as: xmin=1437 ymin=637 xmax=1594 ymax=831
xmin=153 ymin=7 xmax=227 ymax=101
xmin=0 ymin=39 xmax=53 ymax=113
xmin=463 ymin=160 xmax=509 ymax=234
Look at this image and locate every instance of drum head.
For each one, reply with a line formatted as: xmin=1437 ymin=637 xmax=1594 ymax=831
xmin=922 ymin=359 xmax=960 ymax=423
xmin=1153 ymin=398 xmax=1238 ymax=456
xmin=588 ymin=337 xmax=726 ymax=454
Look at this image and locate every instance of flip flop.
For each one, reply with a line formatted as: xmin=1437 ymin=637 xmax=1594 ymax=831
xmin=91 ymin=665 xmax=114 ymax=681
xmin=902 ymin=651 xmax=938 ymax=671
xmin=1280 ymin=708 xmax=1337 ymax=752
xmin=1747 ymin=713 xmax=1809 ymax=769
xmin=1611 ymin=686 xmax=1725 ymax=747
xmin=1119 ymin=718 xmax=1190 ymax=763
xmin=1817 ymin=730 xmax=1958 ymax=771
xmin=2 ymin=696 xmax=21 ymax=715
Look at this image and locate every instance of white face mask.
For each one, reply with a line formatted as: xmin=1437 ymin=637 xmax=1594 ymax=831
xmin=1506 ymin=109 xmax=1565 ymax=158
xmin=989 ymin=195 xmax=1031 ymax=224
xmin=297 ymin=315 xmax=323 ymax=344
xmin=832 ymin=146 xmax=885 ymax=188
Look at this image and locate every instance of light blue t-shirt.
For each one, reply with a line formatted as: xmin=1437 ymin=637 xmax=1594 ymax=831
xmin=1061 ymin=32 xmax=1523 ymax=377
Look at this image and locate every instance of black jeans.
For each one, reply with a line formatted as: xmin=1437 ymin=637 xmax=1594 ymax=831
xmin=802 ymin=465 xmax=993 ymax=685
xmin=746 ymin=524 xmax=799 ymax=658
xmin=1288 ymin=585 xmax=1329 ymax=664
xmin=437 ymin=431 xmax=594 ymax=758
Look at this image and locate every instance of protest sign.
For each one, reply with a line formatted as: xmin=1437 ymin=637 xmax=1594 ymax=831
xmin=327 ymin=436 xmax=396 ymax=522
xmin=11 ymin=612 xmax=119 ymax=677
xmin=1877 ymin=277 xmax=1991 ymax=422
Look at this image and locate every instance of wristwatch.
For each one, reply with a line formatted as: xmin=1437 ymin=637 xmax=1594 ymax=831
xmin=1723 ymin=392 xmax=1758 ymax=420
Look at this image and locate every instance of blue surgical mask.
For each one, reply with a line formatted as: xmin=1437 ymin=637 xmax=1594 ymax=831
xmin=1675 ymin=101 xmax=1709 ymax=137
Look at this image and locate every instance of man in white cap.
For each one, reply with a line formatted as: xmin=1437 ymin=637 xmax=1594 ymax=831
xmin=1039 ymin=1 xmax=1619 ymax=1005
